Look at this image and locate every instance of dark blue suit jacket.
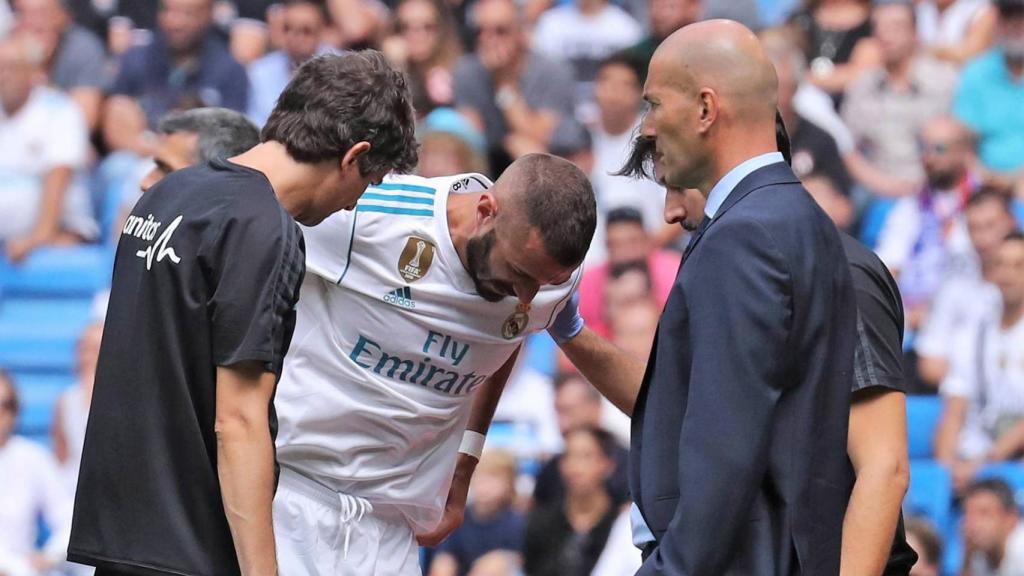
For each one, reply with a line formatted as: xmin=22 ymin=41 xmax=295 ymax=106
xmin=630 ymin=162 xmax=857 ymax=575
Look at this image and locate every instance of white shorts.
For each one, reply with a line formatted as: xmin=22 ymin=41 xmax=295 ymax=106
xmin=273 ymin=467 xmax=422 ymax=576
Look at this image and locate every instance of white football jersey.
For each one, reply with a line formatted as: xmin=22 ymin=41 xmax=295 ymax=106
xmin=275 ymin=173 xmax=579 ymax=532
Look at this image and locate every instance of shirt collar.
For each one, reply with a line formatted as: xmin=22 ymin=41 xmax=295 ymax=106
xmin=705 ymin=152 xmax=785 ymax=219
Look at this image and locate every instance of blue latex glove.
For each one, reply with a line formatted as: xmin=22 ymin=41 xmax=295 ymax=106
xmin=547 ymin=291 xmax=584 ymax=344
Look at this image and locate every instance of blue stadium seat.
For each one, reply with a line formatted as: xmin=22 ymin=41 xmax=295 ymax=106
xmin=858 ymin=198 xmax=897 ymax=249
xmin=1013 ymin=199 xmax=1024 ymax=229
xmin=13 ymin=373 xmax=75 ymax=438
xmin=907 ymin=395 xmax=943 ymax=460
xmin=0 ymin=245 xmax=112 ymax=298
xmin=0 ymin=297 xmax=94 ymax=373
xmin=906 ymin=460 xmax=954 ymax=534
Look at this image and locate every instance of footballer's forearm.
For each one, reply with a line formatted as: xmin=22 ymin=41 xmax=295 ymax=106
xmin=559 ymin=327 xmax=644 ymax=416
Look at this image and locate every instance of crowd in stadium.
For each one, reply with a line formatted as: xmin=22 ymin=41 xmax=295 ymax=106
xmin=0 ymin=0 xmax=1023 ymax=574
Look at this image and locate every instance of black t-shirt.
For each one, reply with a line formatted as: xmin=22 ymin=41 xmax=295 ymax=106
xmin=842 ymin=234 xmax=919 ymax=574
xmin=791 ymin=115 xmax=853 ymax=197
xmin=69 ymin=159 xmax=305 ymax=576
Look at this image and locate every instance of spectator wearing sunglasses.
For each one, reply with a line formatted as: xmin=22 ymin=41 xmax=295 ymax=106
xmin=875 ymin=115 xmax=982 ymax=333
xmin=452 ymin=0 xmax=576 ymax=174
xmin=247 ymin=0 xmax=336 ymax=127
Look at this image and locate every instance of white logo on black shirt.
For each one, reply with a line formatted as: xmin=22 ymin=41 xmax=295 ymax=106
xmin=135 ymin=215 xmax=183 ymax=270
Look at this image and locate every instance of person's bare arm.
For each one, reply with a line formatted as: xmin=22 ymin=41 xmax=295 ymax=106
xmin=52 ymin=400 xmax=69 ymax=465
xmin=7 ymin=166 xmax=73 ymax=262
xmin=931 ymin=6 xmax=997 ymax=65
xmin=984 ymin=420 xmax=1024 ymax=462
xmin=558 ymin=327 xmax=645 ymax=416
xmin=934 ymin=396 xmax=969 ymax=465
xmin=417 ymin=347 xmax=520 ymax=546
xmin=841 ymin=388 xmax=910 ymax=576
xmin=69 ymin=87 xmax=103 ymax=133
xmin=216 ymin=362 xmax=278 ymax=576
xmin=808 ymin=39 xmax=883 ymax=94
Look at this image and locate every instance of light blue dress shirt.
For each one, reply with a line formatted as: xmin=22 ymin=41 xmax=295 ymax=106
xmin=629 ymin=150 xmax=786 ymax=549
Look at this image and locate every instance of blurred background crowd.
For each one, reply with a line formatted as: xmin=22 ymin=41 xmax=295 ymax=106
xmin=0 ymin=0 xmax=1023 ymax=574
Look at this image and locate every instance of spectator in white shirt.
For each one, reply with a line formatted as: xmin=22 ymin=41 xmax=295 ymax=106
xmin=0 ymin=32 xmax=95 ymax=263
xmin=0 ymin=371 xmax=73 ymax=576
xmin=52 ymin=321 xmax=102 ymax=495
xmin=531 ymin=0 xmax=642 ymax=102
xmin=917 ymin=188 xmax=1019 ymax=388
xmin=935 ymin=232 xmax=1024 ymax=492
xmin=961 ymin=478 xmax=1024 ymax=576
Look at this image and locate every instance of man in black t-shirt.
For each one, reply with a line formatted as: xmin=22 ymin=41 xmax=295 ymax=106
xmin=69 ymin=51 xmax=418 ymax=576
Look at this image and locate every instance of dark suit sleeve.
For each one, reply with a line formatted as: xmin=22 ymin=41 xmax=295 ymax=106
xmin=639 ymin=218 xmax=792 ymax=576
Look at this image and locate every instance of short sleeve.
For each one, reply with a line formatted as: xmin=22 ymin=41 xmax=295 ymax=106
xmin=850 ymin=262 xmax=906 ymax=393
xmin=206 ymin=194 xmax=305 ymax=372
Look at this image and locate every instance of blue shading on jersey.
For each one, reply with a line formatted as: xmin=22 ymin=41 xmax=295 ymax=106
xmin=361 ymin=193 xmax=435 ymax=206
xmin=370 ymin=183 xmax=436 ymax=195
xmin=356 ymin=205 xmax=434 ymax=217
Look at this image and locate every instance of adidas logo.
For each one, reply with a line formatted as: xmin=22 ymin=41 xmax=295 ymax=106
xmin=383 ymin=286 xmax=416 ymax=309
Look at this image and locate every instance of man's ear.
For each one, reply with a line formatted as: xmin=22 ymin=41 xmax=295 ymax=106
xmin=340 ymin=141 xmax=372 ymax=173
xmin=476 ymin=193 xmax=499 ymax=228
xmin=697 ymin=88 xmax=719 ymax=134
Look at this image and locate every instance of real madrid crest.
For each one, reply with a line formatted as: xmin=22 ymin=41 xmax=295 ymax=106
xmin=398 ymin=236 xmax=435 ymax=283
xmin=501 ymin=303 xmax=531 ymax=340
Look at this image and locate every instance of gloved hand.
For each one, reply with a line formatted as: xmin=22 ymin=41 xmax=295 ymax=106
xmin=547 ymin=291 xmax=584 ymax=344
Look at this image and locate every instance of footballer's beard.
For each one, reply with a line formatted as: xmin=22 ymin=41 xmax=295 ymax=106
xmin=465 ymin=229 xmax=508 ymax=303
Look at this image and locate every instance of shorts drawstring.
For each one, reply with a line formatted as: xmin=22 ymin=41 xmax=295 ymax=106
xmin=338 ymin=494 xmax=373 ymax=558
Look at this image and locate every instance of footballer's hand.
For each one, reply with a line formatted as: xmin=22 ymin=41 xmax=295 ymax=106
xmin=416 ymin=453 xmax=475 ymax=547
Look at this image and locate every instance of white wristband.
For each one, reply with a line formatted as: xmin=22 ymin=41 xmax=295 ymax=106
xmin=458 ymin=430 xmax=486 ymax=460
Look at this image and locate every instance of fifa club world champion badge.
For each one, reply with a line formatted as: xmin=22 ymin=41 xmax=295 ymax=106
xmin=399 ymin=236 xmax=435 ymax=283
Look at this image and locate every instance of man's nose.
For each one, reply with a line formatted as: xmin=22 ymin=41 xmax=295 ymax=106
xmin=515 ymin=280 xmax=539 ymax=305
